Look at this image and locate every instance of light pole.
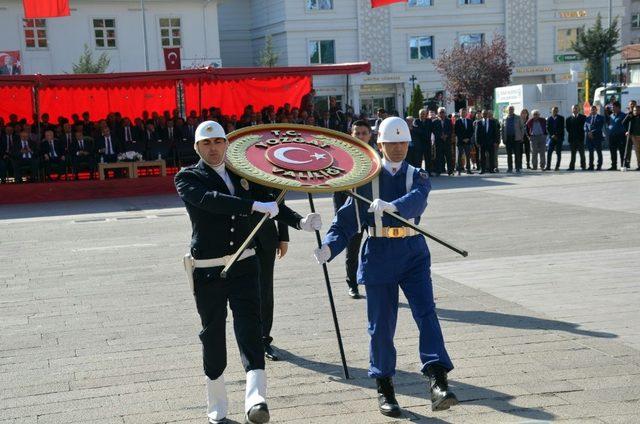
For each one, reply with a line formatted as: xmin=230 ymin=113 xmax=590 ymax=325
xmin=141 ymin=0 xmax=149 ymax=71
xmin=409 ymin=74 xmax=417 ymax=92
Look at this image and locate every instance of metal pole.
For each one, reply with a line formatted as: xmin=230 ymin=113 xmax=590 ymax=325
xmin=220 ymin=190 xmax=287 ymax=278
xmin=308 ymin=193 xmax=350 ymax=380
xmin=141 ymin=0 xmax=150 ymax=71
xmin=348 ymin=190 xmax=469 ymax=257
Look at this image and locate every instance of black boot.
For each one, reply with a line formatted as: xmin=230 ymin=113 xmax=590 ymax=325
xmin=425 ymin=365 xmax=458 ymax=412
xmin=376 ymin=377 xmax=401 ymax=417
xmin=245 ymin=403 xmax=269 ymax=424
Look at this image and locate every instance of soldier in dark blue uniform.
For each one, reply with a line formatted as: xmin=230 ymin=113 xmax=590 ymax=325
xmin=314 ymin=117 xmax=458 ymax=417
xmin=175 ymin=121 xmax=321 ymax=424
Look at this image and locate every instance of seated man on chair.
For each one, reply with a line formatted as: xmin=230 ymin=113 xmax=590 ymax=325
xmin=71 ymin=129 xmax=97 ymax=180
xmin=40 ymin=129 xmax=66 ymax=181
xmin=11 ymin=129 xmax=40 ymax=183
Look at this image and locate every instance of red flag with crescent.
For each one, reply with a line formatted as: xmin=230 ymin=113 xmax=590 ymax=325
xmin=163 ymin=47 xmax=181 ymax=70
xmin=371 ymin=0 xmax=404 ymax=7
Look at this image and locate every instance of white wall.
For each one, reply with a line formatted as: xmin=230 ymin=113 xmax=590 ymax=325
xmin=0 ymin=0 xmax=222 ymax=74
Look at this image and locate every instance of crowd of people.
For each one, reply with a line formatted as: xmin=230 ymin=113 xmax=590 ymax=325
xmin=2 ymin=92 xmax=640 ymax=184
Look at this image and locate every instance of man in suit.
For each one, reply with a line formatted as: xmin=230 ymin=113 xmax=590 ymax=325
xmin=500 ymin=105 xmax=526 ymax=173
xmin=432 ymin=107 xmax=454 ymax=176
xmin=455 ymin=108 xmax=475 ymax=174
xmin=161 ymin=119 xmax=181 ymax=163
xmin=185 ymin=117 xmax=198 ymax=142
xmin=96 ymin=127 xmax=121 ymax=164
xmin=145 ymin=122 xmax=169 ymax=160
xmin=475 ymin=109 xmax=497 ymax=174
xmin=622 ymin=100 xmax=637 ymax=169
xmin=565 ymin=104 xmax=587 ymax=170
xmin=332 ymin=120 xmax=372 ymax=300
xmin=40 ymin=129 xmax=66 ymax=181
xmin=0 ymin=56 xmax=20 ymax=75
xmin=607 ymin=101 xmax=627 ymax=170
xmin=412 ymin=109 xmax=433 ymax=174
xmin=174 ymin=121 xmax=321 ymax=424
xmin=584 ymin=105 xmax=605 ymax=170
xmin=11 ymin=129 xmax=39 ymax=183
xmin=319 ymin=110 xmax=333 ymax=130
xmin=1 ymin=125 xmax=18 ymax=183
xmin=70 ymin=129 xmax=96 ymax=179
xmin=545 ymin=106 xmax=565 ymax=171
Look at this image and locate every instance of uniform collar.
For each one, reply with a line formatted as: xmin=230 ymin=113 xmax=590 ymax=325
xmin=382 ymin=158 xmax=406 ymax=176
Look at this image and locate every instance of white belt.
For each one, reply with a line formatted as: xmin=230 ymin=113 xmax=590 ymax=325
xmin=368 ymin=226 xmax=418 ymax=238
xmin=192 ymin=248 xmax=255 ymax=268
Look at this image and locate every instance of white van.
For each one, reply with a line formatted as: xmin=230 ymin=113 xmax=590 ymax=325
xmin=593 ymin=85 xmax=640 ymax=112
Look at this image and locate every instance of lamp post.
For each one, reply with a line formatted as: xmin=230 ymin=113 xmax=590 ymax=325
xmin=409 ymin=74 xmax=417 ymax=92
xmin=141 ymin=0 xmax=149 ymax=71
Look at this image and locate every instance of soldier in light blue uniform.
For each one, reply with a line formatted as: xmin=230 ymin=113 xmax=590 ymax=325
xmin=314 ymin=117 xmax=458 ymax=417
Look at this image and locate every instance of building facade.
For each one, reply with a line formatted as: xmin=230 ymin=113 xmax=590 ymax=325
xmin=0 ymin=0 xmax=222 ymax=74
xmin=218 ymin=0 xmax=625 ymax=115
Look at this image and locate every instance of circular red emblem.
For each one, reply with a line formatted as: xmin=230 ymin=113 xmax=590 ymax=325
xmin=225 ymin=124 xmax=381 ymax=193
xmin=265 ymin=144 xmax=334 ymax=172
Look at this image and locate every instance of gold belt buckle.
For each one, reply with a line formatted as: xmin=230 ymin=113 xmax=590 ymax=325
xmin=388 ymin=227 xmax=405 ymax=238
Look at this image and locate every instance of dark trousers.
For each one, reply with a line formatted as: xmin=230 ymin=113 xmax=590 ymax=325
xmin=522 ymin=136 xmax=531 ymax=167
xmin=43 ymin=157 xmax=66 ymax=178
xmin=411 ymin=141 xmax=432 ymax=173
xmin=72 ymin=156 xmax=97 ymax=176
xmin=505 ymin=136 xmax=523 ymax=171
xmin=545 ymin=137 xmax=563 ymax=169
xmin=568 ymin=138 xmax=586 ymax=169
xmin=435 ymin=138 xmax=453 ymax=174
xmin=0 ymin=158 xmax=8 ymax=181
xmin=479 ymin=143 xmax=495 ymax=172
xmin=456 ymin=143 xmax=472 ymax=172
xmin=609 ymin=134 xmax=626 ymax=167
xmin=255 ymin=241 xmax=276 ymax=346
xmin=587 ymin=138 xmax=603 ymax=169
xmin=12 ymin=157 xmax=39 ymax=182
xmin=193 ymin=257 xmax=264 ymax=380
xmin=333 ymin=191 xmax=363 ymax=290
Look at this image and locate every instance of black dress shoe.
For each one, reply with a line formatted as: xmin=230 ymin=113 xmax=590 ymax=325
xmin=264 ymin=344 xmax=279 ymax=361
xmin=348 ymin=287 xmax=360 ymax=299
xmin=376 ymin=377 xmax=401 ymax=417
xmin=425 ymin=365 xmax=458 ymax=412
xmin=246 ymin=403 xmax=270 ymax=424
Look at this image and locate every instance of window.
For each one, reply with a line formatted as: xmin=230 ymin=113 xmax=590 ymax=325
xmin=459 ymin=0 xmax=483 ymax=4
xmin=633 ymin=14 xmax=640 ymax=29
xmin=307 ymin=0 xmax=333 ymax=10
xmin=409 ymin=36 xmax=433 ymax=60
xmin=459 ymin=33 xmax=484 ymax=48
xmin=408 ymin=0 xmax=433 ymax=6
xmin=309 ymin=40 xmax=335 ymax=64
xmin=556 ymin=28 xmax=582 ymax=53
xmin=93 ymin=19 xmax=116 ymax=48
xmin=23 ymin=19 xmax=47 ymax=49
xmin=159 ymin=17 xmax=181 ymax=47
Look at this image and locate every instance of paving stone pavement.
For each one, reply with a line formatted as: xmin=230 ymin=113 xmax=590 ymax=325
xmin=1 ymin=156 xmax=640 ymax=423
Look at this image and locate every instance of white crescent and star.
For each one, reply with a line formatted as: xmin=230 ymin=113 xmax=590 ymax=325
xmin=273 ymin=146 xmax=325 ymax=165
xmin=167 ymin=52 xmax=178 ymax=63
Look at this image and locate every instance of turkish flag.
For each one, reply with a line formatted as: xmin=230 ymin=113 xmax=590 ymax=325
xmin=371 ymin=0 xmax=404 ymax=7
xmin=163 ymin=48 xmax=181 ymax=70
xmin=23 ymin=0 xmax=70 ymax=18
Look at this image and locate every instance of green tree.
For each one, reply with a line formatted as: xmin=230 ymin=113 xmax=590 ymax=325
xmin=407 ymin=84 xmax=425 ymax=118
xmin=572 ymin=14 xmax=620 ymax=102
xmin=72 ymin=44 xmax=110 ymax=74
xmin=258 ymin=35 xmax=279 ymax=67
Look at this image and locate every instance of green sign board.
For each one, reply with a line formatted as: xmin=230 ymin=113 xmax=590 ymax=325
xmin=555 ymin=54 xmax=580 ymax=63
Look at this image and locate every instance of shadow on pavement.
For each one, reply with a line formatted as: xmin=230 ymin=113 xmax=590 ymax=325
xmin=278 ymin=349 xmax=555 ymax=423
xmin=435 ymin=307 xmax=618 ymax=339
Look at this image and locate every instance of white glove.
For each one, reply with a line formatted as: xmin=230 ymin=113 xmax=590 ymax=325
xmin=299 ymin=213 xmax=322 ymax=232
xmin=252 ymin=201 xmax=279 ymax=218
xmin=368 ymin=199 xmax=397 ymax=215
xmin=314 ymin=244 xmax=331 ymax=265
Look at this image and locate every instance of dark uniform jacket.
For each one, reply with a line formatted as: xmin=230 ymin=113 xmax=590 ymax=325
xmin=175 ymin=160 xmax=302 ymax=260
xmin=546 ymin=115 xmax=565 ymax=142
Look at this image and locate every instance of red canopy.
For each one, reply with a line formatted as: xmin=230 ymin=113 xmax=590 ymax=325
xmin=0 ymin=62 xmax=370 ymax=121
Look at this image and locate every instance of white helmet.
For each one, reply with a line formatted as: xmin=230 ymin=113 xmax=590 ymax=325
xmin=195 ymin=120 xmax=226 ymax=143
xmin=377 ymin=116 xmax=411 ymax=143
